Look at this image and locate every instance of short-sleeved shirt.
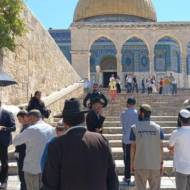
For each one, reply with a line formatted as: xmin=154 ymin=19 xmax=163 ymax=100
xmin=120 ymin=108 xmax=138 ymax=145
xmin=169 ymin=126 xmax=190 ymax=174
xmin=13 ymin=120 xmax=56 ymax=174
xmin=130 ymin=120 xmax=164 ymax=170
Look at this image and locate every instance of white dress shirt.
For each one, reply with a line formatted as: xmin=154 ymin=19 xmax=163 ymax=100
xmin=13 ymin=120 xmax=56 ymax=174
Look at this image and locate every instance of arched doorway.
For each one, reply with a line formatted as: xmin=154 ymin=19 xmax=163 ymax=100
xmin=121 ymin=37 xmax=149 ymax=73
xmin=100 ymin=55 xmax=117 ymax=87
xmin=154 ymin=37 xmax=181 ymax=73
xmin=90 ymin=37 xmax=117 ymax=86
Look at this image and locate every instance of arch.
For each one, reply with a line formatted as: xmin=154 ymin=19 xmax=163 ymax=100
xmin=90 ymin=37 xmax=117 ymax=73
xmin=122 ymin=35 xmax=150 ymax=53
xmin=154 ymin=34 xmax=182 ymax=53
xmin=154 ymin=36 xmax=181 ymax=73
xmin=89 ymin=35 xmax=117 ymax=51
xmin=186 ymin=42 xmax=190 ymax=75
xmin=121 ymin=37 xmax=149 ymax=72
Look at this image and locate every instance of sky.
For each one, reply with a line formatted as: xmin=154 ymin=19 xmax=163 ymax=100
xmin=24 ymin=0 xmax=190 ymax=29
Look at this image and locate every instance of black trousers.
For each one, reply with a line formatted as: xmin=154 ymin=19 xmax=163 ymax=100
xmin=17 ymin=155 xmax=27 ymax=190
xmin=159 ymin=87 xmax=163 ymax=94
xmin=0 ymin=143 xmax=8 ymax=183
xmin=122 ymin=143 xmax=131 ymax=179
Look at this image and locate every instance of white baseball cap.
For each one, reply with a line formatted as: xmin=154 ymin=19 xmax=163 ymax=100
xmin=179 ymin=109 xmax=190 ymax=119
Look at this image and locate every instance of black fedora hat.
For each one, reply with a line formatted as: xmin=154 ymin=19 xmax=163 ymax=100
xmin=54 ymin=98 xmax=88 ymax=119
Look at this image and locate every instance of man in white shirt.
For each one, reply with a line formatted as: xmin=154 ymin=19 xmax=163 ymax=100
xmin=126 ymin=75 xmax=133 ymax=93
xmin=168 ymin=109 xmax=190 ymax=190
xmin=13 ymin=110 xmax=56 ymax=190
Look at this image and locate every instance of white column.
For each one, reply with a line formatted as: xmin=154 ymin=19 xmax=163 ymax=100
xmin=116 ymin=52 xmax=123 ymax=87
xmin=181 ymin=51 xmax=188 ymax=88
xmin=117 ymin=52 xmax=122 ymax=74
xmin=149 ymin=50 xmax=155 ymax=76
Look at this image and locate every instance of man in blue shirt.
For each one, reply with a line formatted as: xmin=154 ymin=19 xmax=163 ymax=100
xmin=120 ymin=97 xmax=138 ymax=185
xmin=41 ymin=125 xmax=66 ymax=172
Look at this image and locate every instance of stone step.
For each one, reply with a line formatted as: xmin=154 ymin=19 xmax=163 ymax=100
xmin=6 ymin=176 xmax=20 ymax=190
xmin=104 ymin=96 xmax=189 ymax=101
xmin=104 ymin=112 xmax=178 ymax=117
xmin=0 ymin=162 xmax=18 ymax=175
xmin=103 ymin=121 xmax=177 ymax=127
xmin=5 ymin=175 xmax=176 ymax=190
xmin=104 ymin=133 xmax=171 ymax=141
xmin=103 ymin=108 xmax=182 ymax=116
xmin=119 ymin=176 xmax=176 ymax=190
xmin=54 ymin=116 xmax=178 ymax=123
xmin=105 ymin=100 xmax=184 ymax=103
xmin=105 ymin=116 xmax=178 ymax=121
xmin=103 ymin=94 xmax=188 ymax=98
xmin=3 ymin=159 xmax=175 ymax=177
xmin=104 ymin=105 xmax=182 ymax=110
xmin=103 ymin=127 xmax=176 ymax=134
xmin=109 ymin=140 xmax=170 ymax=148
xmin=112 ymin=147 xmax=172 ymax=160
xmin=115 ymin=160 xmax=174 ymax=176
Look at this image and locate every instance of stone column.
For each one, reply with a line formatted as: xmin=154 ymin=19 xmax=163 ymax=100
xmin=71 ymin=50 xmax=90 ymax=79
xmin=181 ymin=51 xmax=188 ymax=88
xmin=116 ymin=52 xmax=123 ymax=87
xmin=149 ymin=50 xmax=155 ymax=76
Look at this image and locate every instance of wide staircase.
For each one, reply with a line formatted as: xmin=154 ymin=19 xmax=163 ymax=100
xmin=5 ymin=90 xmax=190 ymax=189
xmin=101 ymin=90 xmax=190 ymax=190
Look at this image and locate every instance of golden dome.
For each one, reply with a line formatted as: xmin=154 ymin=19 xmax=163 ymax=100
xmin=74 ymin=0 xmax=157 ymax=22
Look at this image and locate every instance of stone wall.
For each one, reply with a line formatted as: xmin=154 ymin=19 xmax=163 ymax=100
xmin=0 ymin=6 xmax=81 ymax=105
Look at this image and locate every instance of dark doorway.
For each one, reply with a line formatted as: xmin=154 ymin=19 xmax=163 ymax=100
xmin=103 ymin=72 xmax=117 ymax=88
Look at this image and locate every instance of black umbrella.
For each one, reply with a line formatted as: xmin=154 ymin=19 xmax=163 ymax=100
xmin=0 ymin=71 xmax=17 ymax=87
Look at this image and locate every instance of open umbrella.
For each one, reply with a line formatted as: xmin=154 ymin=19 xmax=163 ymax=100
xmin=0 ymin=71 xmax=17 ymax=87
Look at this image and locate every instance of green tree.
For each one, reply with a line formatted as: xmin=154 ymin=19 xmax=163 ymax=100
xmin=0 ymin=0 xmax=26 ymax=52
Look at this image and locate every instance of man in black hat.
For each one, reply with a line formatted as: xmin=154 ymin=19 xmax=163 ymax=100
xmin=86 ymin=97 xmax=105 ymax=133
xmin=42 ymin=98 xmax=119 ymax=190
xmin=83 ymin=83 xmax=108 ymax=109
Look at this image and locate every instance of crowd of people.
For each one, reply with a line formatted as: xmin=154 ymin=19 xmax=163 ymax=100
xmin=0 ymin=85 xmax=189 ymax=190
xmin=84 ymin=73 xmax=178 ymax=104
xmin=125 ymin=73 xmax=177 ymax=96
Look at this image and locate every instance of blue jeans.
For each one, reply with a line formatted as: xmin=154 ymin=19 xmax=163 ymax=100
xmin=127 ymin=83 xmax=132 ymax=93
xmin=172 ymin=84 xmax=177 ymax=95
